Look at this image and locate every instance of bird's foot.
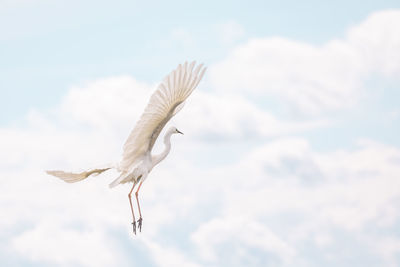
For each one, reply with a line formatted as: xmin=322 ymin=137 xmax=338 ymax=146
xmin=137 ymin=217 xmax=143 ymax=232
xmin=131 ymin=221 xmax=137 ymax=235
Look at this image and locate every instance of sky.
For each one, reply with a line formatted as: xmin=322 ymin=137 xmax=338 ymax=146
xmin=1 ymin=1 xmax=400 ymax=266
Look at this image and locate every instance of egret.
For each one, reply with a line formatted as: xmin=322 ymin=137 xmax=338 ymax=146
xmin=46 ymin=61 xmax=206 ymax=234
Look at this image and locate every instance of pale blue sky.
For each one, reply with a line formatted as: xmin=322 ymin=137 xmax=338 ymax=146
xmin=1 ymin=0 xmax=399 ymax=124
xmin=1 ymin=1 xmax=400 ymax=267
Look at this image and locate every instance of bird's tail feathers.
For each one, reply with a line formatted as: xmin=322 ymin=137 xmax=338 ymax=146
xmin=109 ymin=171 xmax=130 ymax=188
xmin=46 ymin=164 xmax=114 ymax=183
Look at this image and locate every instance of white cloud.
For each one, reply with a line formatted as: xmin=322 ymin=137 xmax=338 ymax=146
xmin=60 ymin=76 xmax=151 ymax=130
xmin=1 ymin=9 xmax=400 ymax=267
xmin=189 ymin=137 xmax=400 ymax=265
xmin=374 ymin=237 xmax=400 ymax=267
xmin=141 ymin=238 xmax=202 ymax=267
xmin=347 ymin=9 xmax=400 ymax=77
xmin=1 ymin=72 xmax=318 ymax=266
xmin=12 ymin=222 xmax=119 ymax=267
xmin=53 ymin=74 xmax=326 ymax=145
xmin=175 ymin=91 xmax=329 ymax=141
xmin=210 ymin=9 xmax=400 ymax=114
xmin=1 ymin=76 xmax=400 ymax=266
xmin=216 ymin=21 xmax=245 ymax=45
xmin=192 ymin=217 xmax=296 ymax=264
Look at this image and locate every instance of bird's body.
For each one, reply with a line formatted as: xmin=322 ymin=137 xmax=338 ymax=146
xmin=46 ymin=61 xmax=206 ymax=234
xmin=110 ymin=126 xmax=177 ymax=187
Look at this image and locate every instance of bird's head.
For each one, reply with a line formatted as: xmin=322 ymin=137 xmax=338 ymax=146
xmin=169 ymin=126 xmax=184 ymax=135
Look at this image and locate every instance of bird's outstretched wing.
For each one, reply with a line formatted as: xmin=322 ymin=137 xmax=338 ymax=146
xmin=119 ymin=61 xmax=206 ymax=171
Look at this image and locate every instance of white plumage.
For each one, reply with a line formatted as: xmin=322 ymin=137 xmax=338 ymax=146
xmin=46 ymin=61 xmax=206 ymax=234
xmin=118 ymin=61 xmax=205 ymax=176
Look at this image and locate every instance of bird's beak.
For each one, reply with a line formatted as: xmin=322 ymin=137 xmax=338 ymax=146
xmin=176 ymin=129 xmax=184 ymax=135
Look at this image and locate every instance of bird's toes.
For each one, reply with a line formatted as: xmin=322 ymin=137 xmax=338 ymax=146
xmin=131 ymin=221 xmax=137 ymax=235
xmin=137 ymin=218 xmax=143 ymax=232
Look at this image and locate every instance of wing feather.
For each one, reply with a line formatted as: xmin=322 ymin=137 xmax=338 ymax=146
xmin=119 ymin=61 xmax=206 ymax=171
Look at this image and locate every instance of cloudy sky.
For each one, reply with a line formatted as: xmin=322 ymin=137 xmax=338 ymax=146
xmin=1 ymin=1 xmax=400 ymax=266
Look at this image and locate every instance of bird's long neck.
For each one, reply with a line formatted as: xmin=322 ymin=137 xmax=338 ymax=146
xmin=151 ymin=131 xmax=173 ymax=168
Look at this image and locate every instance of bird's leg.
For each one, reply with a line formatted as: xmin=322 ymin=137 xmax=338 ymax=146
xmin=128 ymin=183 xmax=137 ymax=235
xmin=135 ymin=181 xmax=144 ymax=232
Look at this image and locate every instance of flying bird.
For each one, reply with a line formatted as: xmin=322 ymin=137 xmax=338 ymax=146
xmin=47 ymin=61 xmax=206 ymax=234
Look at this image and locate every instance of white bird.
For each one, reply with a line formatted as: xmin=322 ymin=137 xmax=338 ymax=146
xmin=46 ymin=61 xmax=206 ymax=234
